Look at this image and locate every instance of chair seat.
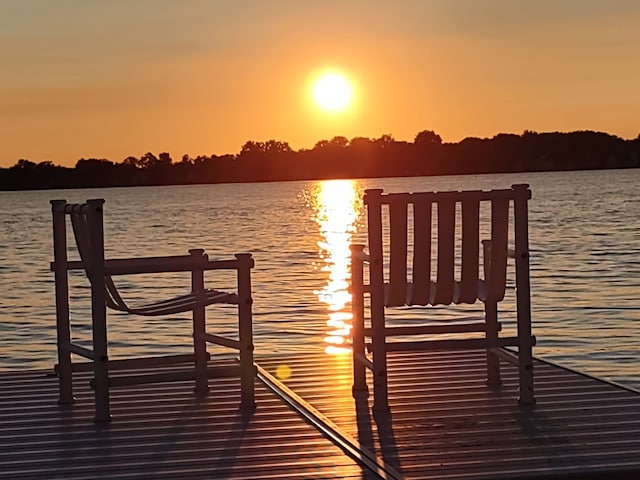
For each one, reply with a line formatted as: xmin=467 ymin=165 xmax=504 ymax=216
xmin=106 ymin=288 xmax=238 ymax=316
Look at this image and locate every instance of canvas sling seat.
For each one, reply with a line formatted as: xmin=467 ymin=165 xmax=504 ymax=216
xmin=68 ymin=207 xmax=238 ymax=317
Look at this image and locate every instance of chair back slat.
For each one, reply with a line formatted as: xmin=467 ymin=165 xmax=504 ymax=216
xmin=432 ymin=199 xmax=456 ymax=305
xmin=487 ymin=198 xmax=509 ymax=302
xmin=457 ymin=199 xmax=480 ymax=304
xmin=70 ymin=207 xmax=132 ymax=311
xmin=387 ymin=199 xmax=408 ymax=306
xmin=409 ymin=199 xmax=432 ymax=305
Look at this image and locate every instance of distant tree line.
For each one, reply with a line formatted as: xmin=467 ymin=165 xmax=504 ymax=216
xmin=1 ymin=130 xmax=639 ymax=191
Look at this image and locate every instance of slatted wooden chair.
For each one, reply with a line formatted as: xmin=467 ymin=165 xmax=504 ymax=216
xmin=351 ymin=184 xmax=535 ymax=412
xmin=51 ymin=199 xmax=255 ymax=422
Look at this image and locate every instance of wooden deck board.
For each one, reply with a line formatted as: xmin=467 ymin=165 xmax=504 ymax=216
xmin=0 ymin=362 xmax=366 ymax=480
xmin=258 ymin=350 xmax=640 ymax=479
xmin=2 ymin=350 xmax=639 ymax=479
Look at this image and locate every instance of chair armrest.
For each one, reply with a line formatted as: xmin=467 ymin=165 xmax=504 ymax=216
xmin=54 ymin=253 xmax=250 ymax=275
xmin=106 ymin=255 xmax=249 ymax=275
xmin=105 ymin=255 xmax=204 ymax=275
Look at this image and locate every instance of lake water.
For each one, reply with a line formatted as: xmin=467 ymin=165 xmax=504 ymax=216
xmin=1 ymin=169 xmax=638 ymax=390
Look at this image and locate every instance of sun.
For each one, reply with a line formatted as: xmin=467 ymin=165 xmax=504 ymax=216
xmin=311 ymin=72 xmax=353 ymax=112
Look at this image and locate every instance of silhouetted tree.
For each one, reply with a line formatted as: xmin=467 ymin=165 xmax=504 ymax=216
xmin=15 ymin=159 xmax=37 ymax=170
xmin=414 ymin=130 xmax=442 ymax=147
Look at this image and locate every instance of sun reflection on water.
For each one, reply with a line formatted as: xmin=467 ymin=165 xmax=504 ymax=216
xmin=312 ymin=180 xmax=362 ymax=354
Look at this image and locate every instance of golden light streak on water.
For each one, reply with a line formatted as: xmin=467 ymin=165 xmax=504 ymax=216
xmin=311 ymin=180 xmax=362 ymax=355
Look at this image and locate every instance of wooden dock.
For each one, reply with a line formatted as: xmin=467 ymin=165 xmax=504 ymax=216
xmin=2 ymin=350 xmax=639 ymax=479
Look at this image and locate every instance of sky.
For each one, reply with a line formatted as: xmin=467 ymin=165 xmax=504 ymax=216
xmin=1 ymin=0 xmax=639 ymax=167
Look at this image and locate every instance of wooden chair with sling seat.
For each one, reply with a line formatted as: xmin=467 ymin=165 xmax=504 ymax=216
xmin=51 ymin=198 xmax=255 ymax=422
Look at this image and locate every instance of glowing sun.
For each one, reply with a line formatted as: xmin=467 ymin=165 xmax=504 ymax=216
xmin=311 ymin=72 xmax=353 ymax=112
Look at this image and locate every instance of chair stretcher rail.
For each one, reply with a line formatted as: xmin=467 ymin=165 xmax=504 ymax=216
xmin=363 ymin=322 xmax=501 ymax=337
xmin=92 ymin=365 xmax=243 ymax=388
xmin=374 ymin=336 xmax=522 ymax=353
xmin=63 ymin=342 xmax=95 ymax=361
xmin=55 ymin=353 xmax=211 ymax=373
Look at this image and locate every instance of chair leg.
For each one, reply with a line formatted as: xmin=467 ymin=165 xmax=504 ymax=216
xmin=351 ymin=319 xmax=368 ymax=398
xmin=485 ymin=301 xmax=502 ymax=386
xmin=190 ymin=251 xmax=210 ymax=395
xmin=86 ymin=199 xmax=111 ymax=423
xmin=236 ymin=253 xmax=255 ymax=410
xmin=518 ymin=336 xmax=535 ymax=405
xmin=238 ymin=309 xmax=255 ymax=411
xmin=57 ymin=352 xmax=75 ymax=405
xmin=92 ymin=290 xmax=111 ymax=422
xmin=91 ymin=310 xmax=111 ymax=422
xmin=93 ymin=358 xmax=111 ymax=423
xmin=350 ymin=249 xmax=368 ymax=397
xmin=372 ymin=350 xmax=389 ymax=413
xmin=371 ymin=314 xmax=389 ymax=413
xmin=52 ymin=201 xmax=74 ymax=404
xmin=351 ymin=323 xmax=368 ymax=398
xmin=192 ymin=304 xmax=209 ymax=395
xmin=55 ymin=306 xmax=74 ymax=405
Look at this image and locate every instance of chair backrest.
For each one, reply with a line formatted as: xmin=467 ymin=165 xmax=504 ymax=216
xmin=365 ymin=184 xmax=532 ymax=307
xmin=51 ymin=199 xmax=128 ymax=311
xmin=51 ymin=199 xmax=124 ymax=307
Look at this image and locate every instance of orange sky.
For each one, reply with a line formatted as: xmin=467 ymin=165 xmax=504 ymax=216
xmin=1 ymin=0 xmax=639 ymax=167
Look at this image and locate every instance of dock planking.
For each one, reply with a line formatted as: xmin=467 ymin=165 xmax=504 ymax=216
xmin=0 ymin=360 xmax=366 ymax=480
xmin=1 ymin=350 xmax=639 ymax=479
xmin=258 ymin=349 xmax=640 ymax=479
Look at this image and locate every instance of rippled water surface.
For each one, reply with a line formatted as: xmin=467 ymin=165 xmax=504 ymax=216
xmin=1 ymin=170 xmax=638 ymax=390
